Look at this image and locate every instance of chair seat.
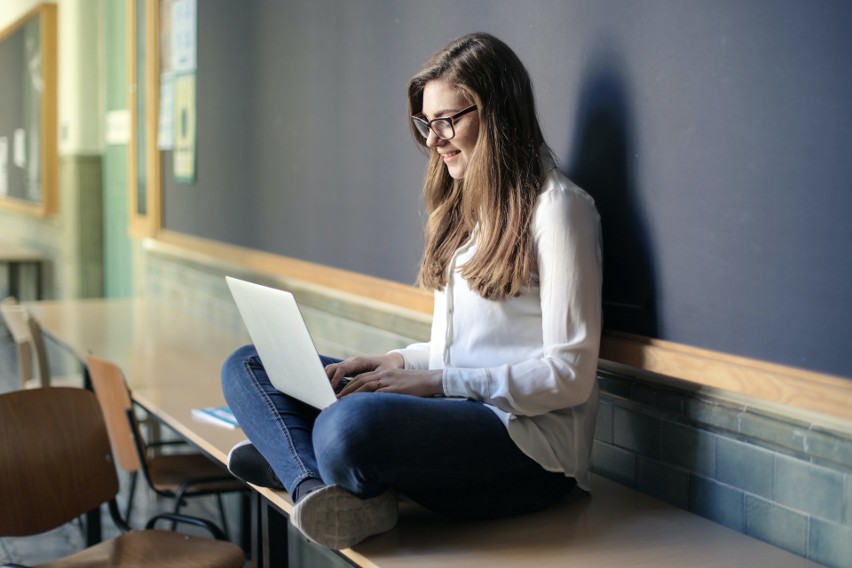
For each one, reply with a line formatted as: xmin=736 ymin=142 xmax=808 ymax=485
xmin=147 ymin=453 xmax=245 ymax=493
xmin=32 ymin=529 xmax=245 ymax=568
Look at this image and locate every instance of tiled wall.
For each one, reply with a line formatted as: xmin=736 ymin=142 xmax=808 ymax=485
xmin=60 ymin=155 xmax=103 ymax=299
xmin=0 ymin=155 xmax=102 ymax=302
xmin=142 ymin=247 xmax=852 ymax=568
xmin=141 ymin=245 xmax=430 ymax=357
xmin=593 ymin=370 xmax=852 ymax=567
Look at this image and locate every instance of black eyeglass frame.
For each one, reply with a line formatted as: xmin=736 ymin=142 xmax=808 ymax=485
xmin=411 ymin=105 xmax=478 ymax=140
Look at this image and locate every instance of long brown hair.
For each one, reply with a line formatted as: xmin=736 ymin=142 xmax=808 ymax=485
xmin=408 ymin=33 xmax=550 ymax=300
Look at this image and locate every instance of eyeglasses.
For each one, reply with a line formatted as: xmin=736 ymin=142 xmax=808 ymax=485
xmin=411 ymin=105 xmax=477 ymax=140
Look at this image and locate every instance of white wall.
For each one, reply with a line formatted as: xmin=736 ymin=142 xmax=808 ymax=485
xmin=57 ymin=0 xmax=103 ymax=155
xmin=0 ymin=0 xmax=50 ymax=30
xmin=0 ymin=0 xmax=105 ymax=301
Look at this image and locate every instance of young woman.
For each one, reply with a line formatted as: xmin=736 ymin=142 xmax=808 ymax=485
xmin=222 ymin=32 xmax=602 ymax=550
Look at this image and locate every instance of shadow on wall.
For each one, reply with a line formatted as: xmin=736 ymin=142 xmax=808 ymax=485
xmin=565 ymin=48 xmax=658 ymax=339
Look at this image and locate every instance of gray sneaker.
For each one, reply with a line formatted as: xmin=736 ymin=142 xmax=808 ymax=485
xmin=290 ymin=485 xmax=398 ymax=550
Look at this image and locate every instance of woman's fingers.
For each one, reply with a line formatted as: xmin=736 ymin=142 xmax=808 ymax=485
xmin=334 ymin=369 xmax=442 ymax=398
xmin=336 ymin=371 xmax=382 ymax=397
xmin=326 ymin=357 xmax=373 ymax=386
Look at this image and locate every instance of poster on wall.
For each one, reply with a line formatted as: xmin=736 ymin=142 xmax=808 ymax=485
xmin=13 ymin=129 xmax=26 ymax=168
xmin=171 ymin=0 xmax=196 ymax=73
xmin=158 ymin=74 xmax=175 ymax=150
xmin=157 ymin=0 xmax=175 ymax=150
xmin=159 ymin=0 xmax=196 ymax=166
xmin=173 ymin=72 xmax=196 ymax=183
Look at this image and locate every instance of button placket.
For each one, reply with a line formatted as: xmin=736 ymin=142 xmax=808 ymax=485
xmin=443 ymin=234 xmax=475 ymax=367
xmin=444 ymin=256 xmax=455 ymax=365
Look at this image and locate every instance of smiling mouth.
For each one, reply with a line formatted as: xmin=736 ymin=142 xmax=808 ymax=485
xmin=442 ymin=150 xmax=461 ymax=162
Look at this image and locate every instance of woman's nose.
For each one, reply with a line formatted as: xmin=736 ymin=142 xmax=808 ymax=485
xmin=425 ymin=129 xmax=443 ymax=148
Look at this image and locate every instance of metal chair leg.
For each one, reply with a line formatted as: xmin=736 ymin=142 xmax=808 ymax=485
xmin=125 ymin=470 xmax=139 ymax=524
xmin=216 ymin=493 xmax=231 ymax=541
xmin=171 ymin=485 xmax=189 ymax=531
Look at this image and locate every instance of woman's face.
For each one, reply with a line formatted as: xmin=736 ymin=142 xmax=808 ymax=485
xmin=421 ymin=80 xmax=479 ymax=179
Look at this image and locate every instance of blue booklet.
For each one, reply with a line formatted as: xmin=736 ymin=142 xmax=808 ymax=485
xmin=192 ymin=405 xmax=239 ymax=429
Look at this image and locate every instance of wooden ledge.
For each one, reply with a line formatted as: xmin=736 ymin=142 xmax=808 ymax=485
xmin=601 ymin=331 xmax=852 ymax=423
xmin=142 ymin=232 xmax=851 ymax=424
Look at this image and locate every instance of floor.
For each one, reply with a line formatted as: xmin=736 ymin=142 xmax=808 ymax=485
xmin=0 ymin=330 xmax=249 ymax=566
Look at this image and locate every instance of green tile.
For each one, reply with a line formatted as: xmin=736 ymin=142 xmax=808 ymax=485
xmin=288 ymin=522 xmax=353 ymax=567
xmin=775 ymin=455 xmax=844 ymax=523
xmin=739 ymin=411 xmax=807 ymax=454
xmin=809 ymin=518 xmax=852 ymax=568
xmin=613 ymin=406 xmax=660 ymax=459
xmin=660 ymin=421 xmax=716 ymax=477
xmin=630 ymin=381 xmax=686 ymax=414
xmin=684 ymin=396 xmax=742 ymax=434
xmin=293 ymin=284 xmax=431 ymax=339
xmin=745 ymin=496 xmax=808 ymax=557
xmin=302 ymin=307 xmax=412 ymax=355
xmin=716 ymin=438 xmax=774 ymax=499
xmin=590 ymin=441 xmax=636 ymax=487
xmin=594 ymin=400 xmax=614 ymax=444
xmin=846 ymin=475 xmax=852 ymax=527
xmin=806 ymin=428 xmax=852 ymax=471
xmin=636 ymin=457 xmax=689 ymax=508
xmin=597 ymin=371 xmax=633 ymax=400
xmin=689 ymin=474 xmax=745 ymax=532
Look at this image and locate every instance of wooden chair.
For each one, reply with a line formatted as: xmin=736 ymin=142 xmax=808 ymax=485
xmin=0 ymin=387 xmax=245 ymax=568
xmin=85 ymin=355 xmax=248 ymax=539
xmin=0 ymin=298 xmax=82 ymax=389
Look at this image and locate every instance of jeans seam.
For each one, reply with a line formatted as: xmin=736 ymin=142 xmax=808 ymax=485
xmin=242 ymin=356 xmax=321 ymax=486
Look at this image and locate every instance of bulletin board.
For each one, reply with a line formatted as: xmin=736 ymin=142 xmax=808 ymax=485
xmin=134 ymin=0 xmax=852 ymax=418
xmin=0 ymin=3 xmax=57 ymax=217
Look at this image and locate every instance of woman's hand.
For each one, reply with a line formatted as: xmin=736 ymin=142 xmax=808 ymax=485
xmin=326 ymin=353 xmax=443 ymax=398
xmin=337 ymin=368 xmax=443 ymax=398
xmin=325 ymin=353 xmax=405 ymax=387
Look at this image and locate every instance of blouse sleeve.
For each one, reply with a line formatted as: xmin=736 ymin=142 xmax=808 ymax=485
xmin=391 ymin=341 xmax=431 ymax=370
xmin=442 ymin=187 xmax=603 ymax=416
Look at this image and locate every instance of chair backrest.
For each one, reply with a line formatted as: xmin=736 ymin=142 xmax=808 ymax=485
xmin=26 ymin=311 xmax=52 ymax=386
xmin=0 ymin=387 xmax=120 ymax=537
xmin=1 ymin=299 xmax=37 ymax=388
xmin=0 ymin=300 xmax=53 ymax=388
xmin=86 ymin=355 xmax=144 ymax=474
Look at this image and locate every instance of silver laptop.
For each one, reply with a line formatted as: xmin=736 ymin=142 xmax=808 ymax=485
xmin=225 ymin=276 xmax=338 ymax=409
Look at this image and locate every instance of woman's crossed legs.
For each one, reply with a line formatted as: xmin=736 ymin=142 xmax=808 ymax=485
xmin=221 ymin=345 xmax=573 ymax=545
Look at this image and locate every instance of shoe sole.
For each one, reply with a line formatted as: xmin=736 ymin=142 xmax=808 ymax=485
xmin=291 ymin=485 xmax=398 ymax=550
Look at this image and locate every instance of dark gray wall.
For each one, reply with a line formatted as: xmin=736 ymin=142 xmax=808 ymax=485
xmin=161 ymin=0 xmax=852 ymax=378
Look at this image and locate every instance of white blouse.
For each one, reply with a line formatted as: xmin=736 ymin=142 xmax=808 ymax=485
xmin=395 ymin=161 xmax=603 ymax=491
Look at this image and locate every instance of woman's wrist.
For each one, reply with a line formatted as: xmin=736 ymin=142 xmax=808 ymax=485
xmin=429 ymin=369 xmax=445 ymax=396
xmin=384 ymin=351 xmax=406 ymax=369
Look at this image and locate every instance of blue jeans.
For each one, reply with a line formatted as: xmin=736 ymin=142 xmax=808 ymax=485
xmin=221 ymin=344 xmax=574 ymax=519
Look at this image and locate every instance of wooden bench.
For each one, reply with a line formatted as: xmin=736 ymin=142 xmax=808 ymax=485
xmin=251 ymin=473 xmax=818 ymax=567
xmin=26 ymin=298 xmax=817 ymax=568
